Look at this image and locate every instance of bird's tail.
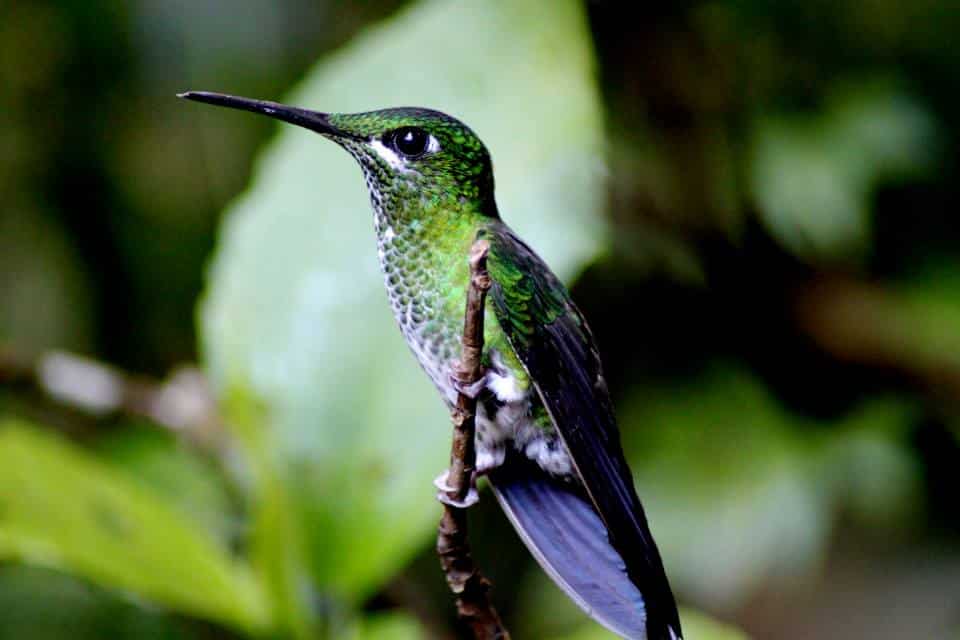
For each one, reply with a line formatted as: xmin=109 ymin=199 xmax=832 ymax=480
xmin=488 ymin=458 xmax=677 ymax=640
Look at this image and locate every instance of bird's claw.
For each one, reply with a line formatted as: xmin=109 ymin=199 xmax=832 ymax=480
xmin=437 ymin=488 xmax=480 ymax=508
xmin=449 ymin=369 xmax=487 ymax=400
xmin=433 ymin=471 xmax=457 ymax=493
xmin=434 ymin=470 xmax=480 ymax=508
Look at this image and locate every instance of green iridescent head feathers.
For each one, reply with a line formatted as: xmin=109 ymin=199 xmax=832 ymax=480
xmin=326 ymin=107 xmax=497 ymax=217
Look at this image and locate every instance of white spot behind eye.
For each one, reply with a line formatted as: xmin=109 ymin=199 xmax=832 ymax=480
xmin=369 ymin=135 xmax=440 ymax=171
xmin=369 ymin=139 xmax=406 ymax=170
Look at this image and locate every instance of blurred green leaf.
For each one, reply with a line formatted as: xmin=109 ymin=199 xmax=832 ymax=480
xmin=819 ymin=410 xmax=920 ymax=528
xmin=674 ymin=608 xmax=751 ymax=640
xmin=893 ymin=266 xmax=960 ymax=371
xmin=0 ymin=420 xmax=270 ymax=634
xmin=750 ymin=81 xmax=937 ymax=263
xmin=619 ymin=366 xmax=916 ymax=611
xmin=346 ymin=611 xmax=424 ymax=640
xmin=222 ymin=388 xmax=316 ymax=640
xmin=95 ymin=424 xmax=236 ymax=545
xmin=201 ymin=0 xmax=606 ymax=606
xmin=0 ymin=565 xmax=204 ymax=640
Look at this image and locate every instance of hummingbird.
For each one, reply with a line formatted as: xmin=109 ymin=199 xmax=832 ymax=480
xmin=180 ymin=91 xmax=682 ymax=640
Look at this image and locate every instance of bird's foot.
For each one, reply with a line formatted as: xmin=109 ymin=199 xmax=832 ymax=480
xmin=449 ymin=366 xmax=488 ymax=400
xmin=450 ymin=373 xmax=487 ymax=400
xmin=434 ymin=470 xmax=480 ymax=508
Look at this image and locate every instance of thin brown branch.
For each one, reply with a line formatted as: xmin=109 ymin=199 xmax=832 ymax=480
xmin=0 ymin=346 xmax=224 ymax=450
xmin=436 ymin=238 xmax=510 ymax=640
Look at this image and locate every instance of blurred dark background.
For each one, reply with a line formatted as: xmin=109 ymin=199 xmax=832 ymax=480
xmin=1 ymin=1 xmax=959 ymax=639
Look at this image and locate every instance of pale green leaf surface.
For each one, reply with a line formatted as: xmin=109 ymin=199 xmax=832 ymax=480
xmin=0 ymin=421 xmax=270 ymax=633
xmin=201 ymin=0 xmax=606 ymax=602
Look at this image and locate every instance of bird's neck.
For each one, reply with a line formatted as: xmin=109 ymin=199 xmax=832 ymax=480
xmin=373 ymin=199 xmax=486 ymax=280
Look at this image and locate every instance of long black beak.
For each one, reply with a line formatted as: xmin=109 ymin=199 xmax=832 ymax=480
xmin=178 ymin=91 xmax=360 ymax=139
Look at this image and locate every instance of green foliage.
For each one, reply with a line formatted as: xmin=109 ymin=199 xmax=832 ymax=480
xmin=886 ymin=265 xmax=960 ymax=371
xmin=0 ymin=566 xmax=201 ymax=640
xmin=674 ymin=608 xmax=751 ymax=640
xmin=0 ymin=420 xmax=270 ymax=634
xmin=619 ymin=366 xmax=918 ymax=610
xmin=750 ymin=81 xmax=937 ymax=263
xmin=223 ymin=388 xmax=316 ymax=640
xmin=345 ymin=612 xmax=424 ymax=640
xmin=95 ymin=425 xmax=236 ymax=544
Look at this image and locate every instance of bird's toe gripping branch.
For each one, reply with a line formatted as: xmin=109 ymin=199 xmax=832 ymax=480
xmin=434 ymin=470 xmax=480 ymax=508
xmin=449 ymin=366 xmax=489 ymax=400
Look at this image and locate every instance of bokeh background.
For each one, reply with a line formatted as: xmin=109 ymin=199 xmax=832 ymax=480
xmin=2 ymin=1 xmax=959 ymax=638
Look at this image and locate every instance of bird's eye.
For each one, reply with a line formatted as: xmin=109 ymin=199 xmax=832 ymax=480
xmin=391 ymin=127 xmax=430 ymax=158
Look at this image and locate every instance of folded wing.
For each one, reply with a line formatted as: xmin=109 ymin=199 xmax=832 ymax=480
xmin=483 ymin=223 xmax=682 ymax=640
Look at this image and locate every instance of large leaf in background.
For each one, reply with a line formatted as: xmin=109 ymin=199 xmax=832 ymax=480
xmin=200 ymin=0 xmax=606 ymax=602
xmin=618 ymin=366 xmax=918 ymax=611
xmin=750 ymin=81 xmax=936 ymax=264
xmin=0 ymin=421 xmax=270 ymax=634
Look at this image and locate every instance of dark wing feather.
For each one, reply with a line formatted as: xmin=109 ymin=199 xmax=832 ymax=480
xmin=488 ymin=452 xmax=650 ymax=639
xmin=483 ymin=223 xmax=682 ymax=639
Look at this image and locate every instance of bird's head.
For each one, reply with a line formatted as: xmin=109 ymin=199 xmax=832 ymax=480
xmin=180 ymin=91 xmax=498 ymax=219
